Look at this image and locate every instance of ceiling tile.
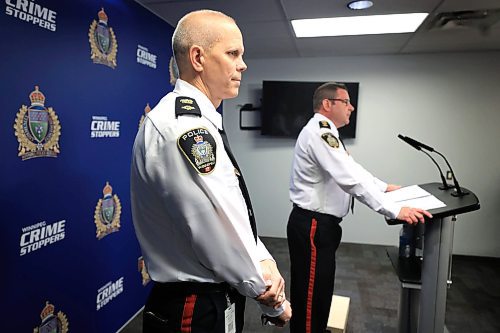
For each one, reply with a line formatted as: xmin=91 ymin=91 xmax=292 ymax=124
xmin=135 ymin=0 xmax=500 ymax=58
xmin=295 ymin=34 xmax=412 ymax=57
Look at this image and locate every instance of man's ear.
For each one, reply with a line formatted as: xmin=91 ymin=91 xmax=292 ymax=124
xmin=189 ymin=45 xmax=204 ymax=73
xmin=322 ymin=98 xmax=331 ymax=110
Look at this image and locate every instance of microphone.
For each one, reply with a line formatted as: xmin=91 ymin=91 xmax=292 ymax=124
xmin=398 ymin=134 xmax=469 ymax=197
xmin=400 ymin=135 xmax=435 ymax=152
xmin=398 ymin=134 xmax=452 ymax=191
xmin=397 ymin=134 xmax=421 ymax=151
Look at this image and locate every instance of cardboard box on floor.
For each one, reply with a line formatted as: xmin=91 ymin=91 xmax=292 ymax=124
xmin=327 ymin=295 xmax=350 ymax=333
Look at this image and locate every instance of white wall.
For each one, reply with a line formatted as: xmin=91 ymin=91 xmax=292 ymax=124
xmin=222 ymin=51 xmax=500 ymax=258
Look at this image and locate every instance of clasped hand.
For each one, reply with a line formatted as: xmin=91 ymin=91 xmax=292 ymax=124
xmin=255 ymin=259 xmax=292 ymax=326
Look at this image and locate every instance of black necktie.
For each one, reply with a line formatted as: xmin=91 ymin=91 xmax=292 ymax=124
xmin=338 ymin=135 xmax=355 ymax=214
xmin=219 ymin=129 xmax=258 ymax=242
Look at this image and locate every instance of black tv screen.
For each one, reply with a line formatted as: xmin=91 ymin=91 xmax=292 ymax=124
xmin=260 ymin=81 xmax=359 ymax=138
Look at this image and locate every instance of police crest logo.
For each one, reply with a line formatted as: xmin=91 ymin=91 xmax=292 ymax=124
xmin=14 ymin=86 xmax=61 ymax=160
xmin=138 ymin=256 xmax=151 ymax=286
xmin=94 ymin=182 xmax=122 ymax=239
xmin=33 ymin=301 xmax=69 ymax=333
xmin=138 ymin=103 xmax=151 ymax=128
xmin=88 ymin=8 xmax=118 ymax=69
xmin=169 ymin=56 xmax=179 ymax=86
xmin=178 ymin=128 xmax=216 ymax=174
xmin=321 ymin=132 xmax=340 ymax=148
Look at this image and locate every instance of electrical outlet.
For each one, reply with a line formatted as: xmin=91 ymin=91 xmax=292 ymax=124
xmin=446 ymin=171 xmax=453 ymax=180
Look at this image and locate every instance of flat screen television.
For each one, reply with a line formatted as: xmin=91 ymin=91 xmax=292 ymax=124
xmin=260 ymin=81 xmax=359 ymax=138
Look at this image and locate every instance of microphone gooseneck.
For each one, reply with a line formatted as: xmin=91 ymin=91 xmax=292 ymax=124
xmin=398 ymin=134 xmax=459 ymax=192
xmin=420 ymin=150 xmax=454 ymax=190
xmin=433 ymin=150 xmax=468 ymax=197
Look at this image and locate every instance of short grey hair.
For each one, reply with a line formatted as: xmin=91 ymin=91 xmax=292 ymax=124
xmin=172 ymin=10 xmax=235 ymax=75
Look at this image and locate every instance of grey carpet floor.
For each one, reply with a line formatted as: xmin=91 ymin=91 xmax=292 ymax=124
xmin=121 ymin=237 xmax=500 ymax=333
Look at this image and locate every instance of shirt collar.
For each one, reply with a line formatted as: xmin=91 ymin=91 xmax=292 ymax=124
xmin=314 ymin=113 xmax=339 ymax=136
xmin=174 ymin=79 xmax=223 ymax=130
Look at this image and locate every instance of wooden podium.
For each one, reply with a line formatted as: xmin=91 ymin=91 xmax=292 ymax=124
xmin=386 ymin=182 xmax=480 ymax=333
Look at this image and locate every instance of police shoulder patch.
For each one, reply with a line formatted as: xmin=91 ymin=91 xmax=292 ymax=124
xmin=175 ymin=96 xmax=201 ymax=117
xmin=319 ymin=120 xmax=331 ymax=129
xmin=321 ymin=132 xmax=339 ymax=148
xmin=178 ymin=128 xmax=216 ymax=174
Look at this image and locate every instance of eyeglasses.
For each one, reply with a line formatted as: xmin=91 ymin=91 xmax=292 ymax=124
xmin=327 ymin=98 xmax=351 ymax=106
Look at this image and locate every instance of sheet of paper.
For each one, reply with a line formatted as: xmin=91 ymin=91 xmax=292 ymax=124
xmin=395 ymin=195 xmax=446 ymax=210
xmin=384 ymin=185 xmax=430 ymax=202
xmin=384 ymin=185 xmax=446 ymax=210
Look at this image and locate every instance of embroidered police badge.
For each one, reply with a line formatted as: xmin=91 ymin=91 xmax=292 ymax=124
xmin=178 ymin=128 xmax=216 ymax=174
xmin=321 ymin=132 xmax=339 ymax=148
xmin=319 ymin=120 xmax=331 ymax=129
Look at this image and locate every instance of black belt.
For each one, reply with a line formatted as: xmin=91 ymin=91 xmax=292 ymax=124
xmin=152 ymin=281 xmax=230 ymax=295
xmin=292 ymin=203 xmax=342 ymax=222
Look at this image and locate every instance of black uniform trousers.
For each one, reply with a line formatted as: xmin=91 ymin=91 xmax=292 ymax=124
xmin=143 ymin=282 xmax=246 ymax=333
xmin=287 ymin=204 xmax=342 ymax=333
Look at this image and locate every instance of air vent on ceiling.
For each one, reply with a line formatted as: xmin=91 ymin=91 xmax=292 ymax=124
xmin=427 ymin=9 xmax=500 ymax=34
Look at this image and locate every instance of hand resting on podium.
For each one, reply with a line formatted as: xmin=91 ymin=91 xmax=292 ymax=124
xmin=386 ymin=184 xmax=434 ymax=224
xmin=397 ymin=207 xmax=432 ymax=225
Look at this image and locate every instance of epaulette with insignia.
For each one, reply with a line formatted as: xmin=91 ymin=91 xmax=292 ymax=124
xmin=319 ymin=120 xmax=331 ymax=129
xmin=321 ymin=132 xmax=339 ymax=148
xmin=175 ymin=96 xmax=201 ymax=118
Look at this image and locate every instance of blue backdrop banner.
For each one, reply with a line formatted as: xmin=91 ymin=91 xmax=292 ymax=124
xmin=0 ymin=0 xmax=174 ymax=331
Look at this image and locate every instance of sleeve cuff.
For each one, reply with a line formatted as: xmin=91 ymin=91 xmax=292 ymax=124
xmin=258 ymin=302 xmax=285 ymax=317
xmin=373 ymin=178 xmax=388 ymax=192
xmin=386 ymin=201 xmax=402 ymax=219
xmin=256 ymin=238 xmax=273 ymax=261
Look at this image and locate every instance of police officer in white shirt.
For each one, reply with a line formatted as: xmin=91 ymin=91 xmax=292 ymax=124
xmin=130 ymin=10 xmax=291 ymax=333
xmin=287 ymin=82 xmax=432 ymax=333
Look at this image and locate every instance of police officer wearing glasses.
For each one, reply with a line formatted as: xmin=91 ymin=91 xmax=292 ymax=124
xmin=287 ymin=82 xmax=431 ymax=333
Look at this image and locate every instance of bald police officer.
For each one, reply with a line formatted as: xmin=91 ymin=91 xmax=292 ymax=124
xmin=130 ymin=10 xmax=291 ymax=333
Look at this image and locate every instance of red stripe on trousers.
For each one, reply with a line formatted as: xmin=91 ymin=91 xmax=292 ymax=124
xmin=181 ymin=294 xmax=197 ymax=333
xmin=306 ymin=218 xmax=318 ymax=333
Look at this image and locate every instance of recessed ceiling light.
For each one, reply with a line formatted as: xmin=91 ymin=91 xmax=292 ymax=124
xmin=348 ymin=1 xmax=374 ymax=10
xmin=291 ymin=13 xmax=429 ymax=37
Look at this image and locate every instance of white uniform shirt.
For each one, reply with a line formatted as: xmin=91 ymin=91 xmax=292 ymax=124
xmin=290 ymin=113 xmax=401 ymax=219
xmin=131 ymin=79 xmax=282 ymax=315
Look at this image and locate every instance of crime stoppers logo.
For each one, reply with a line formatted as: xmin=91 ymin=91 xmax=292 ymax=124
xmin=96 ymin=277 xmax=124 ymax=310
xmin=14 ymin=86 xmax=61 ymax=160
xmin=89 ymin=8 xmax=117 ymax=69
xmin=5 ymin=0 xmax=57 ymax=32
xmin=33 ymin=301 xmax=69 ymax=333
xmin=94 ymin=182 xmax=121 ymax=239
xmin=20 ymin=219 xmax=66 ymax=256
xmin=90 ymin=116 xmax=120 ymax=138
xmin=136 ymin=45 xmax=157 ymax=69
